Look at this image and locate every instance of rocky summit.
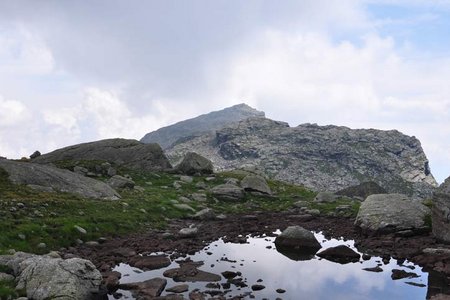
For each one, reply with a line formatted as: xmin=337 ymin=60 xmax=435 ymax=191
xmin=164 ymin=113 xmax=437 ymax=198
xmin=140 ymin=103 xmax=265 ymax=149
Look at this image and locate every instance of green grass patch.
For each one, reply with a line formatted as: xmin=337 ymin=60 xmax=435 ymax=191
xmin=0 ymin=165 xmax=324 ymax=254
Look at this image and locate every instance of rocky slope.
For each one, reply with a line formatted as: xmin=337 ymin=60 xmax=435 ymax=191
xmin=32 ymin=138 xmax=171 ymax=172
xmin=0 ymin=158 xmax=119 ymax=199
xmin=140 ymin=103 xmax=265 ymax=149
xmin=166 ymin=116 xmax=437 ymax=198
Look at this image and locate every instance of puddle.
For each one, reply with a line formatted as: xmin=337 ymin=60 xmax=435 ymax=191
xmin=110 ymin=231 xmax=432 ymax=299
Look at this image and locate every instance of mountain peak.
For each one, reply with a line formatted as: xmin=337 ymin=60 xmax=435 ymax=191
xmin=140 ymin=103 xmax=265 ymax=149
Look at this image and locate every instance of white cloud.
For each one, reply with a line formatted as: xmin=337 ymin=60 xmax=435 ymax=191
xmin=0 ymin=24 xmax=54 ymax=76
xmin=0 ymin=96 xmax=30 ymax=127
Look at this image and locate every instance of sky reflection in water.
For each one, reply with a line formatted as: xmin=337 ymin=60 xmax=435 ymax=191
xmin=113 ymin=232 xmax=428 ymax=300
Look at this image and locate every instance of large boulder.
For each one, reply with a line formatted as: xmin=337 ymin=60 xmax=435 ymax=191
xmin=175 ymin=152 xmax=214 ymax=175
xmin=210 ymin=184 xmax=244 ymax=201
xmin=32 ymin=138 xmax=172 ymax=172
xmin=0 ymin=159 xmax=120 ymax=200
xmin=354 ymin=194 xmax=430 ymax=234
xmin=432 ymin=177 xmax=450 ymax=242
xmin=240 ymin=174 xmax=272 ymax=195
xmin=274 ymin=226 xmax=321 ymax=260
xmin=107 ymin=175 xmax=135 ymax=189
xmin=336 ymin=182 xmax=387 ymax=200
xmin=15 ymin=255 xmax=102 ymax=300
xmin=314 ymin=191 xmax=337 ymax=203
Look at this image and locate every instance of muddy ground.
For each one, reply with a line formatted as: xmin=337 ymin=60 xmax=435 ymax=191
xmin=64 ymin=211 xmax=450 ymax=299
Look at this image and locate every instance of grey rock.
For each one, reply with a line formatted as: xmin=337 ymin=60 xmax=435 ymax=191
xmin=0 ymin=159 xmax=120 ymax=200
xmin=173 ymin=181 xmax=182 ymax=189
xmin=355 ymin=193 xmax=430 ymax=233
xmin=33 ymin=138 xmax=172 ymax=172
xmin=173 ymin=203 xmax=196 ymax=212
xmin=211 ymin=184 xmax=245 ymax=201
xmin=107 ymin=175 xmax=135 ymax=189
xmin=179 ymin=175 xmax=193 ymax=183
xmin=293 ymin=201 xmax=309 ymax=208
xmin=179 ymin=227 xmax=198 ymax=238
xmin=15 ymin=256 xmax=102 ymax=300
xmin=274 ymin=226 xmax=321 ymax=252
xmin=163 ymin=261 xmax=221 ymax=282
xmin=37 ymin=243 xmax=46 ymax=249
xmin=74 ymin=225 xmax=87 ymax=235
xmin=195 ymin=181 xmax=208 ymax=189
xmin=191 ymin=193 xmax=207 ymax=202
xmin=178 ymin=196 xmax=192 ymax=203
xmin=314 ymin=191 xmax=337 ymax=203
xmin=141 ymin=103 xmax=264 ymax=149
xmin=193 ymin=208 xmax=216 ymax=220
xmin=107 ymin=166 xmax=117 ymax=177
xmin=29 ymin=151 xmax=41 ymax=159
xmin=0 ymin=272 xmax=14 ymax=282
xmin=120 ymin=278 xmax=167 ymax=298
xmin=241 ymin=174 xmax=272 ymax=194
xmin=432 ymin=176 xmax=450 ymax=242
xmin=166 ymin=284 xmax=189 ymax=293
xmin=175 ymin=152 xmax=214 ymax=175
xmin=0 ymin=252 xmax=35 ymax=275
xmin=73 ymin=166 xmax=88 ymax=175
xmin=85 ymin=241 xmax=99 ymax=247
xmin=165 ymin=112 xmax=437 ymax=199
xmin=336 ymin=181 xmax=387 ymax=199
xmin=316 ymin=245 xmax=360 ymax=264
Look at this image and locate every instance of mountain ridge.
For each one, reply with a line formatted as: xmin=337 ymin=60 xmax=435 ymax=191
xmin=145 ymin=105 xmax=437 ymax=198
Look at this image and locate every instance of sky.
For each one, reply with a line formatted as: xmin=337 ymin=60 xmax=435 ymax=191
xmin=0 ymin=1 xmax=449 ymax=183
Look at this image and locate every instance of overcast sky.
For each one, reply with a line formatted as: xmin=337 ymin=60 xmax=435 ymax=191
xmin=0 ymin=0 xmax=449 ymax=183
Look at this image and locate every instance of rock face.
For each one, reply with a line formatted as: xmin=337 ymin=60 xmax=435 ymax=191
xmin=354 ymin=194 xmax=430 ymax=234
xmin=15 ymin=255 xmax=102 ymax=300
xmin=175 ymin=152 xmax=214 ymax=175
xmin=432 ymin=176 xmax=450 ymax=242
xmin=141 ymin=103 xmax=265 ymax=149
xmin=0 ymin=159 xmax=120 ymax=200
xmin=164 ymin=113 xmax=437 ymax=198
xmin=32 ymin=138 xmax=172 ymax=172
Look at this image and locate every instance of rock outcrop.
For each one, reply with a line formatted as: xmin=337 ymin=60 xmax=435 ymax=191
xmin=32 ymin=138 xmax=172 ymax=172
xmin=165 ymin=114 xmax=437 ymax=198
xmin=0 ymin=159 xmax=120 ymax=200
xmin=0 ymin=252 xmax=102 ymax=300
xmin=432 ymin=176 xmax=450 ymax=242
xmin=354 ymin=194 xmax=430 ymax=234
xmin=141 ymin=103 xmax=265 ymax=149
